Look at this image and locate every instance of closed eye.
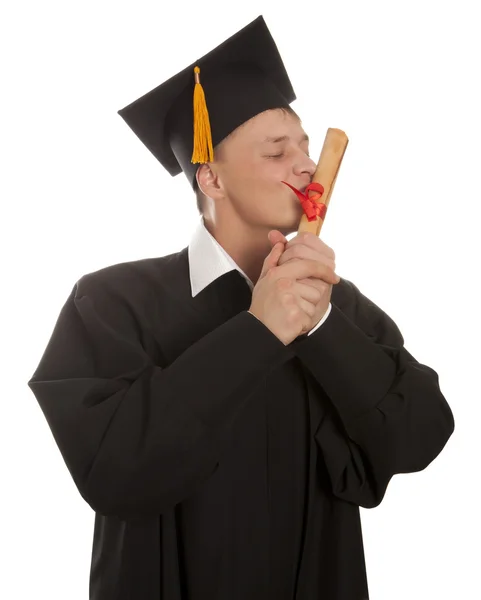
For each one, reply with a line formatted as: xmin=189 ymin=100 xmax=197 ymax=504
xmin=265 ymin=149 xmax=310 ymax=159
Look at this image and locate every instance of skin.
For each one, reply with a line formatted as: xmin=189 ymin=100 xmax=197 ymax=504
xmin=268 ymin=231 xmax=338 ymax=333
xmin=196 ymin=108 xmax=339 ymax=329
xmin=196 ymin=108 xmax=317 ymax=286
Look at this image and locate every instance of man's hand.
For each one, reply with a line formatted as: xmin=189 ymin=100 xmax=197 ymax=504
xmin=267 ymin=230 xmax=340 ymax=328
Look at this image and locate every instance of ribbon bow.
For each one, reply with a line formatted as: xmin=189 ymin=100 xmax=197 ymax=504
xmin=281 ymin=181 xmax=327 ymax=222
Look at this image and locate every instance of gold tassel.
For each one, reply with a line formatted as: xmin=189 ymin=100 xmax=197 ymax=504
xmin=191 ymin=66 xmax=214 ymax=164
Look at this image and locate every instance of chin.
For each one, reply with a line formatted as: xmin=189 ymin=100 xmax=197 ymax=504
xmin=280 ymin=203 xmax=304 ymax=234
xmin=275 ymin=219 xmax=299 ymax=237
xmin=260 ymin=196 xmax=303 ymax=235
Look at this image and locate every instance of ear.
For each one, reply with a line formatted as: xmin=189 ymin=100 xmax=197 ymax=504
xmin=196 ymin=163 xmax=224 ymax=200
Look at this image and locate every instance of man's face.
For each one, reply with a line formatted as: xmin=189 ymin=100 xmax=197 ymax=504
xmin=210 ymin=108 xmax=317 ymax=235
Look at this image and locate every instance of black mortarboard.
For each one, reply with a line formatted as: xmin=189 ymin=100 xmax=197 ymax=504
xmin=117 ymin=15 xmax=296 ymax=189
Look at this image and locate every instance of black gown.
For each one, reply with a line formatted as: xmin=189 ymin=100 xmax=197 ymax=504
xmin=27 ymin=245 xmax=455 ymax=600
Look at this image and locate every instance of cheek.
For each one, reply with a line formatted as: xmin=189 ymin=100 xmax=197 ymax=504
xmin=230 ymin=175 xmax=276 ymax=219
xmin=224 ymin=158 xmax=288 ymax=211
xmin=227 ymin=161 xmax=269 ymax=197
xmin=243 ymin=173 xmax=279 ymax=209
xmin=247 ymin=160 xmax=288 ymax=195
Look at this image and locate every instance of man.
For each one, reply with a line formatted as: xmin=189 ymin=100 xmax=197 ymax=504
xmin=28 ymin=15 xmax=455 ymax=600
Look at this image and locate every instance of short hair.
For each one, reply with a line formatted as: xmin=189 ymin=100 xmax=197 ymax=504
xmin=193 ymin=178 xmax=206 ymax=216
xmin=193 ymin=105 xmax=299 ymax=216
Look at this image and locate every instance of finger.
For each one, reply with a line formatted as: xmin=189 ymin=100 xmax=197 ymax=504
xmin=278 ymin=258 xmax=339 ymax=284
xmin=281 ymin=243 xmax=334 ymax=268
xmin=287 ymin=232 xmax=335 ymax=259
xmin=298 ymin=276 xmax=331 ymax=292
xmin=283 ymin=293 xmax=317 ymax=324
xmin=296 ymin=296 xmax=317 ymax=319
xmin=260 ymin=242 xmax=285 ymax=279
xmin=268 ymin=230 xmax=288 ymax=247
xmin=282 ymin=243 xmax=337 ymax=275
xmin=294 ymin=280 xmax=323 ymax=305
xmin=283 ymin=260 xmax=340 ymax=284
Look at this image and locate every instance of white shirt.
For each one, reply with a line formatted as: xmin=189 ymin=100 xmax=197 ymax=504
xmin=187 ymin=216 xmax=332 ymax=337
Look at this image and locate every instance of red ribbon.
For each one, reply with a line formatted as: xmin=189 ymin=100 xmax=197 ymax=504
xmin=281 ymin=181 xmax=327 ymax=222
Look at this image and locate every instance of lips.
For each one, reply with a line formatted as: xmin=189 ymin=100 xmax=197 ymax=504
xmin=281 ymin=181 xmax=326 ymax=221
xmin=287 ymin=184 xmax=309 ymax=194
xmin=282 ymin=181 xmax=309 ymax=196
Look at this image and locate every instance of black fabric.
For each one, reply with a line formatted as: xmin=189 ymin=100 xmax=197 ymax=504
xmin=27 ymin=247 xmax=455 ymax=599
xmin=117 ymin=15 xmax=295 ymax=188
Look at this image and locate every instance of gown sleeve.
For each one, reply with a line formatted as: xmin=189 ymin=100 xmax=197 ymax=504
xmin=28 ymin=272 xmax=294 ymax=518
xmin=291 ymin=279 xmax=455 ymax=508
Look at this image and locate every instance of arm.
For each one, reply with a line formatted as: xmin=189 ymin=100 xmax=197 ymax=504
xmin=291 ymin=279 xmax=455 ymax=508
xmin=28 ymin=274 xmax=294 ymax=518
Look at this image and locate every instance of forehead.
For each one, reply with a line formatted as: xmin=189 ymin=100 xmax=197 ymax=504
xmin=225 ymin=108 xmax=306 ymax=147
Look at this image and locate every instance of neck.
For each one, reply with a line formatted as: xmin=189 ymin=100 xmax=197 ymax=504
xmin=202 ymin=216 xmax=274 ymax=287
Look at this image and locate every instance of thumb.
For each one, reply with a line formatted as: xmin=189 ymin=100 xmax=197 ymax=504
xmin=268 ymin=230 xmax=288 ymax=247
xmin=259 ymin=242 xmax=285 ymax=280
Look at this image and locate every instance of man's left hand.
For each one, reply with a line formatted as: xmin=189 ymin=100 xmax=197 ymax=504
xmin=267 ymin=230 xmax=339 ymax=327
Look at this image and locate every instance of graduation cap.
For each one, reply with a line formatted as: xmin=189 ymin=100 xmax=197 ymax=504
xmin=117 ymin=15 xmax=296 ymax=189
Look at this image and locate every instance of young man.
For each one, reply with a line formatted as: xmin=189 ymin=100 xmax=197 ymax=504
xmin=28 ymin=15 xmax=455 ymax=600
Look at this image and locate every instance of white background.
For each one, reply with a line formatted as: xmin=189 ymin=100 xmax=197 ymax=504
xmin=2 ymin=0 xmax=479 ymax=598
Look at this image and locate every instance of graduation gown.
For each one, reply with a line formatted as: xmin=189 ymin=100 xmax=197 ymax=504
xmin=27 ymin=246 xmax=455 ymax=600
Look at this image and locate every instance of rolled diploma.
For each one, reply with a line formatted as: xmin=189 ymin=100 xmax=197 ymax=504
xmin=297 ymin=128 xmax=349 ymax=236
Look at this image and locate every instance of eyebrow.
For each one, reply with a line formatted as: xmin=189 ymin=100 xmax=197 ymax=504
xmin=262 ymin=133 xmax=310 ymax=144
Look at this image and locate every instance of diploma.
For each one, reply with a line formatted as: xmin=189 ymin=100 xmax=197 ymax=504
xmin=294 ymin=128 xmax=349 ymax=236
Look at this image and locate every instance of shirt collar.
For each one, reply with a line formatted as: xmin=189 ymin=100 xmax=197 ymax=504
xmin=188 ymin=216 xmax=254 ymax=298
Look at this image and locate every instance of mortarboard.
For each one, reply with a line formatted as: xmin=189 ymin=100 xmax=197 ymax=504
xmin=117 ymin=15 xmax=296 ymax=190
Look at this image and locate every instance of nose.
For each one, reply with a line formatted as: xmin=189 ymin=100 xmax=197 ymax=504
xmin=293 ymin=152 xmax=317 ymax=179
